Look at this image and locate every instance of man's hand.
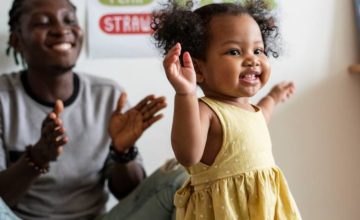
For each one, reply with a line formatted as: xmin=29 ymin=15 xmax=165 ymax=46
xmin=31 ymin=100 xmax=68 ymax=167
xmin=108 ymin=93 xmax=167 ymax=152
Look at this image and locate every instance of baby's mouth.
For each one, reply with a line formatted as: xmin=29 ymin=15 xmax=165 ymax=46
xmin=240 ymin=72 xmax=260 ymax=84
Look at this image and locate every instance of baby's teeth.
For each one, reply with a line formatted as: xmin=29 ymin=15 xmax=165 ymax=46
xmin=244 ymin=74 xmax=255 ymax=79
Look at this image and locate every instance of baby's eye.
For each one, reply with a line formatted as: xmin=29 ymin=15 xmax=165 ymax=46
xmin=226 ymin=49 xmax=241 ymax=56
xmin=254 ymin=48 xmax=264 ymax=55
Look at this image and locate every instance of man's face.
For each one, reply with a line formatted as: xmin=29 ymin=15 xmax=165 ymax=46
xmin=16 ymin=0 xmax=83 ymax=72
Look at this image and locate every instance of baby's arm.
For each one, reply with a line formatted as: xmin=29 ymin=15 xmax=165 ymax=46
xmin=257 ymin=81 xmax=295 ymax=123
xmin=163 ymin=43 xmax=209 ymax=166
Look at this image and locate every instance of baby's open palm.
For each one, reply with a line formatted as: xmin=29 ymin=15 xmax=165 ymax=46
xmin=163 ymin=43 xmax=197 ymax=95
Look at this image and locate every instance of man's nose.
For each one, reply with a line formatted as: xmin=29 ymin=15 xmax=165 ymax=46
xmin=49 ymin=22 xmax=71 ymax=36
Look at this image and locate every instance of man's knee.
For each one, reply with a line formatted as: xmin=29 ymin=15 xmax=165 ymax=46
xmin=155 ymin=168 xmax=188 ymax=211
xmin=158 ymin=160 xmax=188 ymax=188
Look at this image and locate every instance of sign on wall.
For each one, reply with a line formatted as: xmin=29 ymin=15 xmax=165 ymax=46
xmin=87 ymin=0 xmax=159 ymax=58
xmin=87 ymin=0 xmax=278 ymax=58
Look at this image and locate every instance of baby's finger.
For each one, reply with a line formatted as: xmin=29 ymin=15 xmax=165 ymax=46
xmin=163 ymin=44 xmax=181 ymax=69
xmin=182 ymin=52 xmax=194 ymax=70
xmin=289 ymin=83 xmax=296 ymax=93
xmin=167 ymin=43 xmax=181 ymax=58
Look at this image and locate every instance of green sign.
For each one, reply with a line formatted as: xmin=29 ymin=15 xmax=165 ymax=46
xmin=99 ymin=0 xmax=154 ymax=6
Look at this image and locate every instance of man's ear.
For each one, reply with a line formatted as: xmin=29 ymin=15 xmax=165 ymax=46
xmin=9 ymin=32 xmax=22 ymax=54
xmin=193 ymin=58 xmax=205 ymax=83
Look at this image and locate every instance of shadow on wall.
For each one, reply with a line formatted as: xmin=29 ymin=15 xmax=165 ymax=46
xmin=270 ymin=73 xmax=360 ymax=220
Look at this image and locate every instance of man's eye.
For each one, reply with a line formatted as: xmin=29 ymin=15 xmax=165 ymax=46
xmin=66 ymin=19 xmax=77 ymax=25
xmin=65 ymin=17 xmax=78 ymax=25
xmin=254 ymin=48 xmax=264 ymax=55
xmin=32 ymin=19 xmax=50 ymax=26
xmin=227 ymin=49 xmax=241 ymax=56
xmin=64 ymin=13 xmax=78 ymax=25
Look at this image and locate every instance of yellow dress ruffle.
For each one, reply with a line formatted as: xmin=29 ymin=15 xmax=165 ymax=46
xmin=174 ymin=97 xmax=301 ymax=220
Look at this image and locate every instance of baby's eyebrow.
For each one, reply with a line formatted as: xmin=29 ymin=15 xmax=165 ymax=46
xmin=221 ymin=40 xmax=264 ymax=46
xmin=221 ymin=40 xmax=241 ymax=46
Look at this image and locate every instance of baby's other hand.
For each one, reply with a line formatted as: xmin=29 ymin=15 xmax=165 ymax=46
xmin=268 ymin=81 xmax=295 ymax=104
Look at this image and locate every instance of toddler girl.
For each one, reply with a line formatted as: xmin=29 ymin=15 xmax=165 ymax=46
xmin=152 ymin=1 xmax=302 ymax=219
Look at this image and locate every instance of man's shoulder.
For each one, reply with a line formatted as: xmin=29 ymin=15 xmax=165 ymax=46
xmin=0 ymin=72 xmax=21 ymax=92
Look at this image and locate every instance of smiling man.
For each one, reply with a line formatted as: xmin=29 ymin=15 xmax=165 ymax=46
xmin=0 ymin=0 xmax=187 ymax=219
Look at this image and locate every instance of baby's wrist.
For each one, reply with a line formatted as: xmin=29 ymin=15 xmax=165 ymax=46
xmin=266 ymin=94 xmax=278 ymax=105
xmin=175 ymin=92 xmax=197 ymax=97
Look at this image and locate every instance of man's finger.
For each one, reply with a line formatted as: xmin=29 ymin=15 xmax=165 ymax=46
xmin=134 ymin=95 xmax=155 ymax=111
xmin=54 ymin=100 xmax=64 ymax=117
xmin=140 ymin=96 xmax=166 ymax=114
xmin=115 ymin=92 xmax=127 ymax=113
xmin=143 ymin=114 xmax=164 ymax=130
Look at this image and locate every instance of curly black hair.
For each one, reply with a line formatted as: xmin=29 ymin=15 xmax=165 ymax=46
xmin=6 ymin=0 xmax=76 ymax=65
xmin=151 ymin=0 xmax=281 ymax=61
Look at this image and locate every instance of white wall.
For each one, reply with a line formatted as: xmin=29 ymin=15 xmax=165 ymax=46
xmin=1 ymin=0 xmax=360 ymax=219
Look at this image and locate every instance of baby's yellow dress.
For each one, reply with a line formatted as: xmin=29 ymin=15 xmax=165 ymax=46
xmin=174 ymin=97 xmax=301 ymax=220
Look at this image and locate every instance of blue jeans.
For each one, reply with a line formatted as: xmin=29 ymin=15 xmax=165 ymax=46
xmin=0 ymin=164 xmax=187 ymax=220
xmin=96 ymin=165 xmax=188 ymax=220
xmin=0 ymin=198 xmax=21 ymax=220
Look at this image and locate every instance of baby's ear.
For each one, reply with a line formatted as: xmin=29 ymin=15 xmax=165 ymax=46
xmin=192 ymin=58 xmax=205 ymax=83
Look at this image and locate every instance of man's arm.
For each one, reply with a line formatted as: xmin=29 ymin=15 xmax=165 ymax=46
xmin=107 ymin=93 xmax=166 ymax=199
xmin=108 ymin=159 xmax=145 ymax=199
xmin=0 ymin=155 xmax=41 ymax=206
xmin=0 ymin=100 xmax=67 ymax=206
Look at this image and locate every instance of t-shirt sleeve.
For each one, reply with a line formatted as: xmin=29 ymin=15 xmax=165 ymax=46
xmin=0 ymin=107 xmax=6 ymax=171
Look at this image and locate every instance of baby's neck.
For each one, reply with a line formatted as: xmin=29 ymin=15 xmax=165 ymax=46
xmin=205 ymin=95 xmax=253 ymax=110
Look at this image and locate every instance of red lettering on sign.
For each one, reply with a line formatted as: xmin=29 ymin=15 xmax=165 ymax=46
xmin=99 ymin=13 xmax=152 ymax=34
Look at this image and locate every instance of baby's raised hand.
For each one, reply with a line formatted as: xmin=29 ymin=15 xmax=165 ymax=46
xmin=31 ymin=100 xmax=68 ymax=167
xmin=268 ymin=81 xmax=295 ymax=104
xmin=163 ymin=43 xmax=197 ymax=95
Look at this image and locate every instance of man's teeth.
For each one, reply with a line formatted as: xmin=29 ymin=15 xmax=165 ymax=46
xmin=52 ymin=43 xmax=72 ymax=51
